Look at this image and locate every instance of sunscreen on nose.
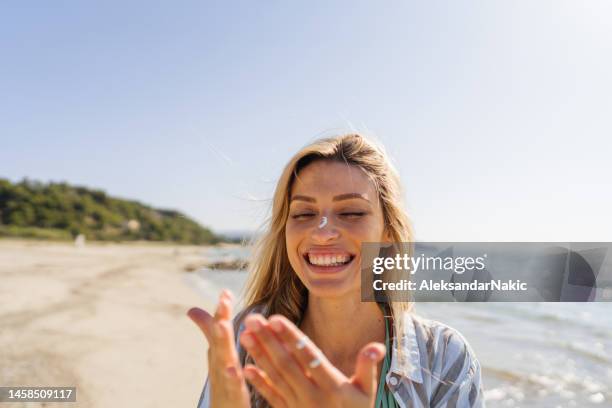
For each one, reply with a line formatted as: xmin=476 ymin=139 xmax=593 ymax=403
xmin=318 ymin=216 xmax=328 ymax=229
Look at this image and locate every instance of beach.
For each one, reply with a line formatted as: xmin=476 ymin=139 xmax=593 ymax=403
xmin=1 ymin=240 xmax=610 ymax=407
xmin=0 ymin=239 xmax=214 ymax=408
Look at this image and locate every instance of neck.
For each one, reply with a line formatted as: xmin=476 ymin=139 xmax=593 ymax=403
xmin=299 ymin=291 xmax=386 ymax=375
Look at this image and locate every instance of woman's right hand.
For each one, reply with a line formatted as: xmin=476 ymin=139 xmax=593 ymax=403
xmin=188 ymin=290 xmax=251 ymax=408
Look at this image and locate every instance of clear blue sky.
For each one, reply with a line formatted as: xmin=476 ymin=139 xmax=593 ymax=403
xmin=2 ymin=1 xmax=611 ymax=241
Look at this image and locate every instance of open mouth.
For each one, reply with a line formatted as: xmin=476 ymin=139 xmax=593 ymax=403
xmin=303 ymin=252 xmax=356 ymax=268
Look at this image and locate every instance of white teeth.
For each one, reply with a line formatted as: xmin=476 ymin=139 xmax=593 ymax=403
xmin=307 ymin=253 xmax=351 ymax=266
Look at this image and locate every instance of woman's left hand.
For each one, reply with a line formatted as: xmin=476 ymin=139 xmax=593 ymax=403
xmin=238 ymin=314 xmax=386 ymax=408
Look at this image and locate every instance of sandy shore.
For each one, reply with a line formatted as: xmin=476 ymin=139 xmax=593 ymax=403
xmin=0 ymin=239 xmax=215 ymax=408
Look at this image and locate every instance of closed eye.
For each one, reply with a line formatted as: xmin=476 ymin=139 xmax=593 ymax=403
xmin=291 ymin=213 xmax=316 ymax=220
xmin=340 ymin=212 xmax=366 ymax=218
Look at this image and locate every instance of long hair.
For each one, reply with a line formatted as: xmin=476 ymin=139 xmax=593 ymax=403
xmin=235 ymin=133 xmax=415 ymax=406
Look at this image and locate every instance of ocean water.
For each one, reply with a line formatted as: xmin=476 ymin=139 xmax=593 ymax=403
xmin=188 ymin=247 xmax=612 ymax=407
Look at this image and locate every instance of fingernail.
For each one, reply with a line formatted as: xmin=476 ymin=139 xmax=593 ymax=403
xmin=244 ymin=370 xmax=254 ymax=380
xmin=245 ymin=318 xmax=261 ymax=332
xmin=269 ymin=319 xmax=282 ymax=333
xmin=214 ymin=323 xmax=222 ymax=337
xmin=219 ymin=297 xmax=229 ymax=309
xmin=242 ymin=333 xmax=254 ymax=348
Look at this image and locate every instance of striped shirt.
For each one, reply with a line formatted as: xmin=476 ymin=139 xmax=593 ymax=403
xmin=197 ymin=309 xmax=485 ymax=408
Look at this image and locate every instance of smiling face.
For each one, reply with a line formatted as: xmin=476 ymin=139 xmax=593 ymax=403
xmin=285 ymin=160 xmax=389 ymax=298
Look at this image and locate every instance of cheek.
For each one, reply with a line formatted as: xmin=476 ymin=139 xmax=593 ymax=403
xmin=345 ymin=219 xmax=385 ymax=241
xmin=284 ymin=222 xmax=303 ymax=256
xmin=285 ymin=224 xmax=307 ymax=278
xmin=285 ymin=220 xmax=311 ymax=239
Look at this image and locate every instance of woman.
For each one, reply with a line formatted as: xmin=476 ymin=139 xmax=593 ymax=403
xmin=188 ymin=134 xmax=485 ymax=408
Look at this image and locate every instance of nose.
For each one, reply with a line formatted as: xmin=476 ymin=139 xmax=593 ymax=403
xmin=311 ymin=215 xmax=340 ymax=243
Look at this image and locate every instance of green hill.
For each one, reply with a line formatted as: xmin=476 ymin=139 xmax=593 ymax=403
xmin=0 ymin=178 xmax=220 ymax=244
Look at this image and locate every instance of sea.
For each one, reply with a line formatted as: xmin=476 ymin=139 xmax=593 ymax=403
xmin=185 ymin=246 xmax=612 ymax=407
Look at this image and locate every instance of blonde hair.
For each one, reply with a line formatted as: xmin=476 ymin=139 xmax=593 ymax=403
xmin=236 ymin=133 xmax=415 ymax=406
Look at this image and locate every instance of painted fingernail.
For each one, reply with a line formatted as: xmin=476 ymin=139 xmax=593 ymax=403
xmin=269 ymin=319 xmax=282 ymax=333
xmin=242 ymin=333 xmax=254 ymax=348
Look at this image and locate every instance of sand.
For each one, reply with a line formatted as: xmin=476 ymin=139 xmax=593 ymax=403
xmin=0 ymin=239 xmax=215 ymax=408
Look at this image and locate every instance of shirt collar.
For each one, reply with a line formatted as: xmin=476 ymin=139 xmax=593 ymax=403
xmin=389 ymin=312 xmax=423 ymax=383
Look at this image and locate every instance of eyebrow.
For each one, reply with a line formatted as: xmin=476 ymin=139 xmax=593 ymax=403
xmin=290 ymin=193 xmax=371 ymax=203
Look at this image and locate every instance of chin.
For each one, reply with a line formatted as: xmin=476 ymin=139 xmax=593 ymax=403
xmin=304 ymin=280 xmax=356 ymax=298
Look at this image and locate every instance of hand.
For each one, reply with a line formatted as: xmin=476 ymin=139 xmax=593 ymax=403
xmin=187 ymin=290 xmax=251 ymax=408
xmin=238 ymin=314 xmax=386 ymax=408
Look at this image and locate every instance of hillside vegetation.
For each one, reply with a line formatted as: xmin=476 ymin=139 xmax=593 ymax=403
xmin=0 ymin=178 xmax=220 ymax=244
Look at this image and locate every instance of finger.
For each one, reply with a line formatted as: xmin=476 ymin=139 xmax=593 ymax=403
xmin=351 ymin=342 xmax=386 ymax=397
xmin=214 ymin=290 xmax=234 ymax=321
xmin=244 ymin=365 xmax=288 ymax=408
xmin=210 ymin=348 xmax=247 ymax=401
xmin=268 ymin=314 xmax=343 ymax=389
xmin=240 ymin=330 xmax=296 ymax=400
xmin=211 ymin=322 xmax=245 ymax=398
xmin=187 ymin=289 xmax=233 ymax=341
xmin=214 ymin=319 xmax=242 ymax=369
xmin=187 ymin=307 xmax=236 ymax=378
xmin=187 ymin=307 xmax=214 ymax=342
xmin=244 ymin=315 xmax=316 ymax=393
